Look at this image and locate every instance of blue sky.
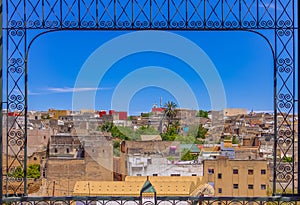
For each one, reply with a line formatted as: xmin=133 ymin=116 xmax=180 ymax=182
xmin=27 ymin=30 xmax=274 ymax=115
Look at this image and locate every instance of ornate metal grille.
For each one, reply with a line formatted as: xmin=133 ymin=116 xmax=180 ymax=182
xmin=0 ymin=0 xmax=298 ymax=199
xmin=2 ymin=196 xmax=300 ymax=205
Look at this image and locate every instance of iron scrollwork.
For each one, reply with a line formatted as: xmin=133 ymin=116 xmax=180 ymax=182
xmin=0 ymin=0 xmax=298 ymax=197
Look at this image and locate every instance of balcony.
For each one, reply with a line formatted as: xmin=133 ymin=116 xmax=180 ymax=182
xmin=1 ymin=195 xmax=300 ymax=205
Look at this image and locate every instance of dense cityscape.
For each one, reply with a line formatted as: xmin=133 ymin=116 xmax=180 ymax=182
xmin=2 ymin=103 xmax=298 ymax=197
xmin=1 ymin=0 xmax=298 ymax=204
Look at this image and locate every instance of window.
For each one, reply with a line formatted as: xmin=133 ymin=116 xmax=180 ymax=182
xmin=248 ymin=184 xmax=254 ymax=189
xmin=261 ymin=169 xmax=266 ymax=175
xmin=66 ymin=148 xmax=70 ymax=153
xmin=233 ymin=184 xmax=238 ymax=189
xmin=54 ymin=148 xmax=58 ymax=153
xmin=248 ymin=169 xmax=254 ymax=175
xmin=153 ymin=174 xmax=158 ymax=176
xmin=218 ymin=173 xmax=222 ymax=179
xmin=233 ymin=169 xmax=238 ymax=174
xmin=218 ymin=188 xmax=222 ymax=193
xmin=208 ymin=168 xmax=214 ymax=174
xmin=42 ymin=169 xmax=46 ymax=177
xmin=169 ymin=146 xmax=176 ymax=154
xmin=261 ymin=184 xmax=266 ymax=190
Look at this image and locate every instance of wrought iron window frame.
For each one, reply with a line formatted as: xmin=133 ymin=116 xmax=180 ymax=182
xmin=0 ymin=0 xmax=299 ymax=200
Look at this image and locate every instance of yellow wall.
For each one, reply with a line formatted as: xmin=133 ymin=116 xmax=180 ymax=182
xmin=48 ymin=109 xmax=70 ymax=120
xmin=203 ymin=158 xmax=269 ymax=197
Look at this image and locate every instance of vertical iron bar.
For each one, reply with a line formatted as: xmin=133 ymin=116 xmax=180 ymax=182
xmin=204 ymin=0 xmax=206 ymax=28
xmin=292 ymin=27 xmax=295 ymax=195
xmin=42 ymin=0 xmax=44 ymax=27
xmin=273 ymin=29 xmax=278 ymax=196
xmin=256 ymin=0 xmax=259 ymax=28
xmin=238 ymin=0 xmax=241 ymax=28
xmin=221 ymin=0 xmax=224 ymax=28
xmin=131 ymin=0 xmax=133 ymax=28
xmin=297 ymin=0 xmax=300 ymax=196
xmin=167 ymin=0 xmax=170 ymax=28
xmin=23 ymin=0 xmax=27 ymax=196
xmin=0 ymin=0 xmax=3 ymax=199
xmin=291 ymin=0 xmax=296 ymax=195
xmin=114 ymin=0 xmax=116 ymax=27
xmin=273 ymin=0 xmax=277 ymax=196
xmin=185 ymin=0 xmax=187 ymax=28
xmin=78 ymin=0 xmax=81 ymax=28
xmin=60 ymin=0 xmax=63 ymax=28
xmin=24 ymin=29 xmax=28 ymax=197
xmin=79 ymin=0 xmax=81 ymax=28
xmin=96 ymin=0 xmax=98 ymax=28
xmin=274 ymin=0 xmax=277 ymax=29
xmin=5 ymin=0 xmax=8 ymax=197
xmin=149 ymin=0 xmax=152 ymax=28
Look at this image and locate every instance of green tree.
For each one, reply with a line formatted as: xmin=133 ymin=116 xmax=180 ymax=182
xmin=197 ymin=110 xmax=209 ymax=118
xmin=111 ymin=126 xmax=128 ymax=140
xmin=181 ymin=148 xmax=198 ymax=161
xmin=175 ymin=135 xmax=199 ymax=144
xmin=161 ymin=124 xmax=178 ymax=141
xmin=10 ymin=164 xmax=40 ymax=179
xmin=27 ymin=164 xmax=41 ymax=179
xmin=232 ymin=136 xmax=240 ymax=144
xmin=113 ymin=140 xmax=121 ymax=157
xmin=164 ymin=101 xmax=177 ymax=130
xmin=141 ymin=112 xmax=152 ymax=117
xmin=101 ymin=122 xmax=131 ymax=140
xmin=12 ymin=166 xmax=24 ymax=178
xmin=101 ymin=122 xmax=114 ymax=132
xmin=186 ymin=124 xmax=207 ymax=139
xmin=136 ymin=125 xmax=159 ymax=135
xmin=117 ymin=126 xmax=140 ymax=140
xmin=196 ymin=124 xmax=207 ymax=139
xmin=172 ymin=120 xmax=181 ymax=132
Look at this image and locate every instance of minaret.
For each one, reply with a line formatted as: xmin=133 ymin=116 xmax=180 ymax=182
xmin=160 ymin=97 xmax=162 ymax=107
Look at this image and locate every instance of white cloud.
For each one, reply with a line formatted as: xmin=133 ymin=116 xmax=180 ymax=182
xmin=28 ymin=87 xmax=111 ymax=95
xmin=48 ymin=87 xmax=111 ymax=93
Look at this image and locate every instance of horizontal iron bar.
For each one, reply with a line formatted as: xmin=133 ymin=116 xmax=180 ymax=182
xmin=1 ymin=26 xmax=299 ymax=30
xmin=2 ymin=196 xmax=300 ymax=203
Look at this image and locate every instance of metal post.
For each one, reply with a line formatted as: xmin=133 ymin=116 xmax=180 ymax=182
xmin=0 ymin=0 xmax=3 ymax=200
xmin=297 ymin=0 xmax=300 ymax=196
xmin=24 ymin=0 xmax=28 ymax=195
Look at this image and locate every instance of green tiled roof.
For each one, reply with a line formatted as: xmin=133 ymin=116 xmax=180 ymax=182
xmin=141 ymin=180 xmax=156 ymax=193
xmin=180 ymin=144 xmax=200 ymax=153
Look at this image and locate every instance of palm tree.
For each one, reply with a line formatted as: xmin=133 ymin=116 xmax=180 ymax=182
xmin=164 ymin=101 xmax=177 ymax=130
xmin=172 ymin=120 xmax=181 ymax=133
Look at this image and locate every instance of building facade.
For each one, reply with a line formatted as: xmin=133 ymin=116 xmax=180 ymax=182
xmin=203 ymin=157 xmax=269 ymax=197
xmin=44 ymin=134 xmax=113 ymax=196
